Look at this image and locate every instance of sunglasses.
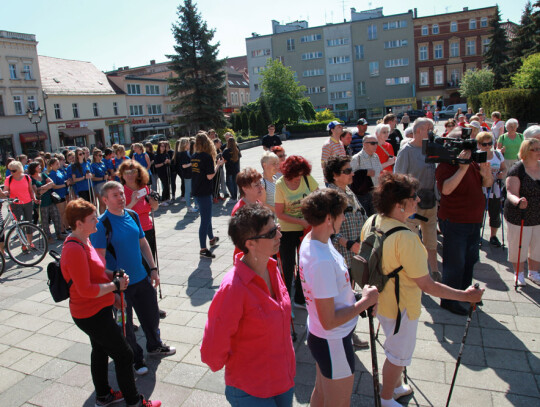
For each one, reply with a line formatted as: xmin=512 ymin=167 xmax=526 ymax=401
xmin=340 ymin=168 xmax=353 ymax=175
xmin=123 ymin=169 xmax=138 ymax=175
xmin=364 ymin=141 xmax=378 ymax=145
xmin=480 ymin=142 xmax=493 ymax=147
xmin=246 ymin=225 xmax=280 ymax=240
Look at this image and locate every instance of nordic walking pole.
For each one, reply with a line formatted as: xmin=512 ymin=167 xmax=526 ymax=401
xmin=480 ymin=187 xmax=490 ymax=246
xmin=498 ymin=179 xmax=505 ymax=248
xmin=368 ymin=306 xmax=382 ymax=407
xmin=149 ymin=207 xmax=163 ymax=299
xmin=446 ymin=283 xmax=480 ymax=407
xmin=117 ymin=269 xmax=126 ymax=337
xmin=515 ymin=210 xmax=525 ymax=291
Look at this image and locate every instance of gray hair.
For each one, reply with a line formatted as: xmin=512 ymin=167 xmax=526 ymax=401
xmin=505 ymin=118 xmax=519 ymax=130
xmin=374 ymin=123 xmax=391 ymax=136
xmin=101 ymin=181 xmax=123 ymax=198
xmin=412 ymin=118 xmax=433 ymax=134
xmin=260 ymin=151 xmax=279 ymax=168
xmin=524 ymin=125 xmax=540 ymax=139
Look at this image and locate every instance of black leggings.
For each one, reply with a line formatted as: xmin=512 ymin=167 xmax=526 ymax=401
xmin=73 ymin=306 xmax=140 ymax=405
xmin=488 ymin=196 xmax=502 ymax=228
xmin=279 ymin=230 xmax=306 ymax=304
xmin=158 ymin=172 xmax=170 ymax=201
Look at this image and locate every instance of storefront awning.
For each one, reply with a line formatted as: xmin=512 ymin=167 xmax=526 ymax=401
xmin=19 ymin=131 xmax=48 ymax=143
xmin=60 ymin=127 xmax=95 ymax=138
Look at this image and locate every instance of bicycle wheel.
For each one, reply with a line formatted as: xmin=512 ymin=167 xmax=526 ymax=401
xmin=0 ymin=251 xmax=5 ymax=277
xmin=6 ymin=222 xmax=48 ymax=267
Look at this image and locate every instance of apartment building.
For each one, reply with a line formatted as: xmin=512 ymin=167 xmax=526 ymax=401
xmin=0 ymin=30 xmax=47 ymax=160
xmin=224 ymin=66 xmax=250 ymax=114
xmin=246 ymin=8 xmax=416 ymax=120
xmin=414 ymin=6 xmax=497 ymax=108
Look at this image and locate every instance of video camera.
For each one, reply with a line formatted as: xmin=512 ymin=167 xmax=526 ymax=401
xmin=422 ymin=129 xmax=487 ymax=165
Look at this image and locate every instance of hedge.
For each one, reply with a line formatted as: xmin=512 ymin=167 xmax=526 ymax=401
xmin=287 ymin=121 xmax=329 ymax=132
xmin=478 ymin=88 xmax=540 ymax=124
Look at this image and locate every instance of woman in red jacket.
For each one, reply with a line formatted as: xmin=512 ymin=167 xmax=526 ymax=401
xmin=61 ymin=198 xmax=160 ymax=407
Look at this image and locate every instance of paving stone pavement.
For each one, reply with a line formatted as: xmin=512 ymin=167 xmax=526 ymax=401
xmin=1 ymin=124 xmax=539 ymax=406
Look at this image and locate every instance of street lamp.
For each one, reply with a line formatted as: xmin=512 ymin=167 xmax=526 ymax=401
xmin=26 ymin=107 xmax=45 ymax=152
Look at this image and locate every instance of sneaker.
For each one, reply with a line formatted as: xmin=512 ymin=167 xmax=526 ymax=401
xmin=212 ymin=198 xmax=219 ymax=204
xmin=517 ymin=272 xmax=526 ymax=286
xmin=159 ymin=309 xmax=167 ymax=319
xmin=352 ymin=332 xmax=369 ymax=349
xmin=293 ymin=301 xmax=307 ymax=310
xmin=160 ymin=201 xmax=169 ymax=207
xmin=209 ymin=236 xmax=219 ymax=246
xmin=489 ymin=236 xmax=502 ymax=247
xmin=180 ymin=197 xmax=186 ymax=202
xmin=95 ymin=389 xmax=124 ymax=407
xmin=22 ymin=245 xmax=29 ymax=253
xmin=148 ymin=344 xmax=176 ymax=356
xmin=431 ymin=270 xmax=442 ymax=282
xmin=393 ymin=384 xmax=413 ymax=400
xmin=528 ymin=271 xmax=540 ymax=286
xmin=200 ymin=249 xmax=215 ymax=259
xmin=187 ymin=206 xmax=198 ymax=213
xmin=127 ymin=396 xmax=161 ymax=407
xmin=134 ymin=361 xmax=148 ymax=376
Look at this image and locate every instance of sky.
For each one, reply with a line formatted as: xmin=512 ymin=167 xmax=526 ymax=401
xmin=1 ymin=0 xmax=529 ymax=72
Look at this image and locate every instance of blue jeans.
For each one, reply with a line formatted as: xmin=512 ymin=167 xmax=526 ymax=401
xmin=184 ymin=178 xmax=193 ymax=207
xmin=439 ymin=219 xmax=481 ymax=307
xmin=226 ymin=174 xmax=238 ymax=200
xmin=195 ymin=195 xmax=214 ymax=249
xmin=225 ymin=385 xmax=294 ymax=407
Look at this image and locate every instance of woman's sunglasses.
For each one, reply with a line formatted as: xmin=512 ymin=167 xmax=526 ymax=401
xmin=246 ymin=225 xmax=280 ymax=240
xmin=364 ymin=141 xmax=378 ymax=145
xmin=340 ymin=168 xmax=353 ymax=175
xmin=479 ymin=142 xmax=493 ymax=147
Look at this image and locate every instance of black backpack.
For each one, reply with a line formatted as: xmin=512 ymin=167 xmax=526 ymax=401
xmin=101 ymin=209 xmax=140 ymax=260
xmin=47 ymin=240 xmax=85 ymax=302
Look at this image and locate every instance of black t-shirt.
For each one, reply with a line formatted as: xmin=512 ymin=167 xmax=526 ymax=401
xmin=262 ymin=134 xmax=282 ymax=149
xmin=222 ymin=148 xmax=241 ymax=175
xmin=154 ymin=152 xmax=170 ymax=177
xmin=191 ymin=152 xmax=214 ymax=196
xmin=178 ymin=151 xmax=192 ymax=179
xmin=388 ymin=129 xmax=403 ymax=156
xmin=146 ymin=151 xmax=155 ymax=172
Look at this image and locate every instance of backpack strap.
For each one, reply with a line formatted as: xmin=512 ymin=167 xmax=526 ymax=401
xmin=303 ymin=175 xmax=310 ymax=191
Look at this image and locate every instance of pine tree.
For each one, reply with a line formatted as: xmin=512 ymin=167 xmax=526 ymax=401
xmin=241 ymin=111 xmax=249 ymax=136
xmin=167 ymin=0 xmax=226 ymax=132
xmin=255 ymin=111 xmax=267 ymax=136
xmin=484 ymin=6 xmax=510 ymax=89
xmin=258 ymin=94 xmax=272 ymax=126
xmin=506 ymin=2 xmax=536 ymax=81
xmin=532 ymin=1 xmax=540 ymax=53
xmin=249 ymin=111 xmax=257 ymax=135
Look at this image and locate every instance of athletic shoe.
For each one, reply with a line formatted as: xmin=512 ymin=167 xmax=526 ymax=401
xmin=431 ymin=270 xmax=442 ymax=282
xmin=148 ymin=344 xmax=176 ymax=356
xmin=528 ymin=271 xmax=540 ymax=286
xmin=95 ymin=389 xmax=124 ymax=407
xmin=393 ymin=384 xmax=413 ymax=400
xmin=293 ymin=301 xmax=307 ymax=310
xmin=200 ymin=249 xmax=215 ymax=259
xmin=187 ymin=206 xmax=198 ymax=213
xmin=489 ymin=236 xmax=502 ymax=247
xmin=133 ymin=361 xmax=148 ymax=376
xmin=180 ymin=197 xmax=186 ymax=202
xmin=352 ymin=333 xmax=369 ymax=348
xmin=209 ymin=236 xmax=219 ymax=246
xmin=517 ymin=272 xmax=527 ymax=286
xmin=127 ymin=396 xmax=161 ymax=407
xmin=159 ymin=309 xmax=167 ymax=319
xmin=160 ymin=201 xmax=169 ymax=207
xmin=212 ymin=198 xmax=219 ymax=204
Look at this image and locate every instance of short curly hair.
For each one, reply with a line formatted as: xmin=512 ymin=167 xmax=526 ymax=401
xmin=280 ymin=155 xmax=312 ymax=180
xmin=301 ymin=188 xmax=347 ymax=226
xmin=236 ymin=167 xmax=262 ymax=197
xmin=65 ymin=198 xmax=96 ymax=230
xmin=323 ymin=155 xmax=351 ymax=184
xmin=228 ymin=203 xmax=275 ymax=254
xmin=372 ymin=172 xmax=419 ymax=216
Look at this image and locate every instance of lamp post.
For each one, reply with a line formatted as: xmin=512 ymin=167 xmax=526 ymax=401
xmin=26 ymin=107 xmax=45 ymax=152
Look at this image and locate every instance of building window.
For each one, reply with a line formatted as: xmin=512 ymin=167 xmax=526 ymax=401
xmin=9 ymin=64 xmax=18 ymax=79
xmin=129 ymin=105 xmax=144 ymax=116
xmin=450 ymin=69 xmax=461 ymax=85
xmin=253 ymin=66 xmax=265 ymax=74
xmin=13 ymin=96 xmax=23 ymax=115
xmin=27 ymin=95 xmax=37 ymax=112
xmin=357 ymin=81 xmax=366 ymax=96
xmin=305 ymin=86 xmax=326 ymax=94
xmin=435 ymin=70 xmax=444 ymax=85
xmin=432 ymin=24 xmax=439 ymax=34
xmin=303 ymin=69 xmax=325 ymax=77
xmin=240 ymin=93 xmax=245 ymax=104
xmin=287 ymin=38 xmax=295 ymax=51
xmin=301 ymin=51 xmax=323 ymax=60
xmin=113 ymin=102 xmax=119 ymax=116
xmin=369 ymin=61 xmax=379 ymax=76
xmin=419 ymin=46 xmax=428 ymax=61
xmin=253 ymin=83 xmax=259 ymax=91
xmin=420 ymin=71 xmax=429 ymax=86
xmin=93 ymin=102 xmax=99 ymax=117
xmin=469 ymin=19 xmax=477 ymax=29
xmin=251 ymin=49 xmax=271 ymax=57
xmin=327 ymin=38 xmax=349 ymax=47
xmin=72 ymin=103 xmax=79 ymax=118
xmin=301 ymin=34 xmax=322 ymax=43
xmin=148 ymin=104 xmax=162 ymax=115
xmin=23 ymin=64 xmax=33 ymax=80
xmin=466 ymin=40 xmax=476 ymax=55
xmin=482 ymin=38 xmax=490 ymax=54
xmin=383 ymin=20 xmax=407 ymax=30
xmin=355 ymin=45 xmax=364 ymax=60
xmin=385 ymin=58 xmax=409 ymax=68
xmin=450 ymin=21 xmax=458 ymax=32
xmin=54 ymin=103 xmax=61 ymax=119
xmin=421 ymin=25 xmax=428 ymax=35
xmin=481 ymin=17 xmax=488 ymax=27
xmin=329 ymin=73 xmax=352 ymax=82
xmin=328 ymin=55 xmax=351 ymax=64
xmin=127 ymin=84 xmax=141 ymax=95
xmin=0 ymin=96 xmax=4 ymax=116
xmin=450 ymin=42 xmax=459 ymax=57
xmin=368 ymin=24 xmax=377 ymax=40
xmin=330 ymin=91 xmax=352 ymax=100
xmin=434 ymin=44 xmax=443 ymax=59
xmin=146 ymin=85 xmax=160 ymax=95
xmin=384 ymin=40 xmax=407 ymax=49
xmin=386 ymin=76 xmax=410 ymax=86
xmin=231 ymin=93 xmax=238 ymax=105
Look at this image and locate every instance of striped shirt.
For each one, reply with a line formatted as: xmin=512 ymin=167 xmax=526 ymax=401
xmin=321 ymin=137 xmax=346 ymax=167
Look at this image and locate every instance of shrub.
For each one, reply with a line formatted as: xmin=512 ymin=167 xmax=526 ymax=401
xmin=287 ymin=121 xmax=329 ymax=132
xmin=478 ymin=88 xmax=540 ymax=124
xmin=315 ymin=109 xmax=336 ymax=122
xmin=236 ymin=135 xmax=244 ymax=143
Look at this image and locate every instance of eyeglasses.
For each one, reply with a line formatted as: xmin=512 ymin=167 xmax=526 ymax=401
xmin=246 ymin=225 xmax=280 ymax=240
xmin=123 ymin=169 xmax=138 ymax=175
xmin=365 ymin=141 xmax=378 ymax=146
xmin=480 ymin=142 xmax=493 ymax=147
xmin=340 ymin=168 xmax=353 ymax=175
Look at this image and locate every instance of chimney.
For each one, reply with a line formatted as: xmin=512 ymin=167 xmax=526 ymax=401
xmin=463 ymin=7 xmax=468 ymax=11
xmin=414 ymin=8 xmax=417 ymax=18
xmin=124 ymin=66 xmax=129 ymax=70
xmin=150 ymin=60 xmax=155 ymax=65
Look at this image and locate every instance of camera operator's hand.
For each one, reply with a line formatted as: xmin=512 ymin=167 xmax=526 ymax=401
xmin=458 ymin=150 xmax=471 ymax=169
xmin=464 ymin=284 xmax=484 ymax=305
xmin=479 ymin=162 xmax=491 ymax=178
xmin=517 ymin=197 xmax=528 ymax=209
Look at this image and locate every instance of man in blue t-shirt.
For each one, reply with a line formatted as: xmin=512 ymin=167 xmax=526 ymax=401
xmin=90 ymin=181 xmax=175 ymax=375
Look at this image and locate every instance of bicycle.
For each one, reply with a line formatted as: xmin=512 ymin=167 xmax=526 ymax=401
xmin=0 ymin=198 xmax=48 ymax=272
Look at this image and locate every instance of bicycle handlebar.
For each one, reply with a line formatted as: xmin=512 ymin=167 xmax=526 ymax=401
xmin=0 ymin=198 xmax=20 ymax=204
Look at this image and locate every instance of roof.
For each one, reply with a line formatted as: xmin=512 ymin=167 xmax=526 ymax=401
xmin=414 ymin=6 xmax=497 ymax=21
xmin=501 ymin=21 xmax=519 ymax=40
xmin=39 ymin=55 xmax=116 ymax=95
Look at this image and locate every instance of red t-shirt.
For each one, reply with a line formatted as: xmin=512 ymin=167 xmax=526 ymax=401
xmin=60 ymin=237 xmax=114 ymax=319
xmin=124 ymin=185 xmax=153 ymax=231
xmin=376 ymin=142 xmax=395 ymax=172
xmin=436 ymin=163 xmax=485 ymax=223
xmin=6 ymin=175 xmax=32 ymax=204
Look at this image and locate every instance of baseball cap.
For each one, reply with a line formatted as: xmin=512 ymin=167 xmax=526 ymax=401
xmin=357 ymin=118 xmax=368 ymax=125
xmin=327 ymin=120 xmax=344 ymax=130
xmin=468 ymin=121 xmax=481 ymax=130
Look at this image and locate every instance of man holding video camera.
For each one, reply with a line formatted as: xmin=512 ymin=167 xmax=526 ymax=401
xmin=435 ymin=127 xmax=493 ymax=315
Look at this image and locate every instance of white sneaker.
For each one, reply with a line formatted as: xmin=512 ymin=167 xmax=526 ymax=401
xmin=517 ymin=272 xmax=526 ymax=286
xmin=393 ymin=384 xmax=413 ymax=400
xmin=187 ymin=206 xmax=198 ymax=213
xmin=528 ymin=271 xmax=540 ymax=286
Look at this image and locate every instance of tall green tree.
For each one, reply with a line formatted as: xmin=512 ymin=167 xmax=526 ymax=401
xmin=300 ymin=99 xmax=317 ymax=121
xmin=249 ymin=111 xmax=258 ymax=135
xmin=532 ymin=1 xmax=540 ymax=54
xmin=259 ymin=59 xmax=306 ymax=124
xmin=255 ymin=111 xmax=267 ymax=136
xmin=506 ymin=2 xmax=537 ymax=81
xmin=459 ymin=69 xmax=495 ymax=111
xmin=167 ymin=0 xmax=226 ymax=132
xmin=240 ymin=111 xmax=249 ymax=136
xmin=484 ymin=6 xmax=510 ymax=89
xmin=512 ymin=53 xmax=540 ymax=88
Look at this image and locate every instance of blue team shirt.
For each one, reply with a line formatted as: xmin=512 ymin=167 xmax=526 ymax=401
xmin=103 ymin=158 xmax=114 ymax=173
xmin=90 ymin=210 xmax=147 ymax=285
xmin=48 ymin=170 xmax=68 ymax=198
xmin=91 ymin=162 xmax=107 ymax=186
xmin=69 ymin=162 xmax=92 ymax=193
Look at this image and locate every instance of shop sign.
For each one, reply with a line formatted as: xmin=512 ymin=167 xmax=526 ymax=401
xmin=131 ymin=118 xmax=147 ymax=125
xmin=105 ymin=119 xmax=130 ymax=126
xmin=80 ymin=122 xmax=89 ymax=127
xmin=149 ymin=117 xmax=160 ymax=123
xmin=65 ymin=121 xmax=80 ymax=128
xmin=384 ymin=97 xmax=417 ymax=107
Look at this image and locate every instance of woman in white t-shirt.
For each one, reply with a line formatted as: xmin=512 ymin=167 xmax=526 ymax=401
xmin=260 ymin=151 xmax=280 ymax=212
xmin=299 ymin=188 xmax=378 ymax=407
